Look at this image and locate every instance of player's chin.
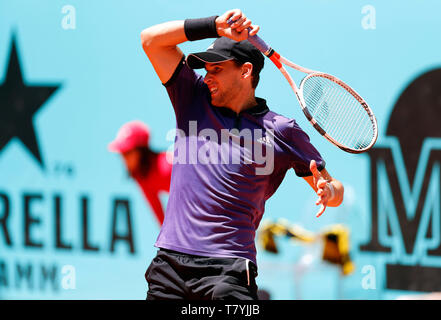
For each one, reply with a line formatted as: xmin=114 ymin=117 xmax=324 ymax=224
xmin=209 ymin=90 xmax=223 ymax=105
xmin=210 ymin=97 xmax=222 ymax=107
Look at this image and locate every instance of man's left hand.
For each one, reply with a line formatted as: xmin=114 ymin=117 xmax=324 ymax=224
xmin=310 ymin=160 xmax=334 ymax=218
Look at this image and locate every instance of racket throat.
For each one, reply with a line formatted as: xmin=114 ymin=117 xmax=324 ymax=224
xmin=269 ymin=51 xmax=282 ymax=69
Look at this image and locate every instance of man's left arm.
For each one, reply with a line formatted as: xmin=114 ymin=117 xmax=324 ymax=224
xmin=303 ymin=160 xmax=344 ymax=218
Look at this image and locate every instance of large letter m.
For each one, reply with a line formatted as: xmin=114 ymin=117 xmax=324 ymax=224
xmin=361 ymin=138 xmax=441 ymax=265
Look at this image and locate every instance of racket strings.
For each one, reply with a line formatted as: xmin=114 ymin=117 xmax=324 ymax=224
xmin=334 ymin=99 xmax=372 ymax=149
xmin=306 ymin=80 xmax=352 ymax=140
xmin=301 ymin=75 xmax=374 ymax=150
xmin=336 ymin=92 xmax=364 ymax=146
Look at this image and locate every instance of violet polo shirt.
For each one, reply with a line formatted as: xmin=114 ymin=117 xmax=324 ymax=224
xmin=155 ymin=57 xmax=325 ymax=265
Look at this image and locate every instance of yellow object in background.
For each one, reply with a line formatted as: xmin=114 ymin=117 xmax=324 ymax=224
xmin=321 ymin=225 xmax=355 ymax=275
xmin=259 ymin=219 xmax=315 ymax=253
xmin=259 ymin=220 xmax=355 ymax=275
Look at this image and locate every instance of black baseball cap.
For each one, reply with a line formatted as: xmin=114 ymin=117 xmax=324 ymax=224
xmin=186 ymin=37 xmax=264 ymax=74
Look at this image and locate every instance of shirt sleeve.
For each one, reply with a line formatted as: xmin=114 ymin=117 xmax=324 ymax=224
xmin=276 ymin=118 xmax=326 ymax=177
xmin=163 ymin=56 xmax=206 ymax=123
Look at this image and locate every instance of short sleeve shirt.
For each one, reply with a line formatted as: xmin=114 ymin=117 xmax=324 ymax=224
xmin=155 ymin=57 xmax=325 ymax=264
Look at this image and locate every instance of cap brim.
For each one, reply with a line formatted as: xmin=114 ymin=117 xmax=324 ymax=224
xmin=108 ymin=140 xmax=126 ymax=153
xmin=186 ymin=52 xmax=234 ymax=69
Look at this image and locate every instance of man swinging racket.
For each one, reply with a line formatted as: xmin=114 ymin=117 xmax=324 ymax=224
xmin=140 ymin=8 xmax=344 ymax=300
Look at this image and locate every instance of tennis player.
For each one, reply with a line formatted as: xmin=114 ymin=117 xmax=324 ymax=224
xmin=140 ymin=9 xmax=344 ymax=299
xmin=108 ymin=120 xmax=172 ymax=225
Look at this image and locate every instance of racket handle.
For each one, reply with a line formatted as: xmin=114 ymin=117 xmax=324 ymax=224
xmin=248 ymin=34 xmax=272 ymax=56
xmin=226 ymin=18 xmax=272 ymax=56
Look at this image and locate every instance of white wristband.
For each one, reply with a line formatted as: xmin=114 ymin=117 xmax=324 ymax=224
xmin=326 ymin=182 xmax=335 ymax=201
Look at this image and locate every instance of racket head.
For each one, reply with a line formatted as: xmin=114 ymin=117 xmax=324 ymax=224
xmin=298 ymin=73 xmax=378 ymax=154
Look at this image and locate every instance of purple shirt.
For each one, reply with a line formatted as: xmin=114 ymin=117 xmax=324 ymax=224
xmin=155 ymin=58 xmax=325 ymax=265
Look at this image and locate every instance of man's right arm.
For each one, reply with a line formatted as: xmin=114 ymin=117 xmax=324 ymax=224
xmin=140 ymin=9 xmax=260 ymax=84
xmin=140 ymin=20 xmax=187 ymax=84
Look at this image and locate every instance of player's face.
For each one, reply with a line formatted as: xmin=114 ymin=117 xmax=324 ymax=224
xmin=122 ymin=149 xmax=141 ymax=177
xmin=204 ymin=60 xmax=242 ymax=107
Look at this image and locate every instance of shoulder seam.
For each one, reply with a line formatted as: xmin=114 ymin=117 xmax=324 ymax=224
xmin=162 ymin=55 xmax=186 ymax=87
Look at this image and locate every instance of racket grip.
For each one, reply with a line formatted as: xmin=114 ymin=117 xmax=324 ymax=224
xmin=248 ymin=34 xmax=272 ymax=56
xmin=227 ymin=18 xmax=272 ymax=56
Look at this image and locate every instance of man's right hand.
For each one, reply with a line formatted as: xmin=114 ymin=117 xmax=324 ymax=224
xmin=216 ymin=9 xmax=260 ymax=42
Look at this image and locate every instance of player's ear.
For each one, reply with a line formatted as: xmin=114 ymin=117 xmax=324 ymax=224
xmin=241 ymin=62 xmax=253 ymax=79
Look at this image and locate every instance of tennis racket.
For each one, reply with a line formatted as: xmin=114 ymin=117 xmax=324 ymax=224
xmin=229 ymin=21 xmax=378 ymax=154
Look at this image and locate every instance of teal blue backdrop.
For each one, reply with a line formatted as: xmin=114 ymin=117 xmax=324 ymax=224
xmin=1 ymin=0 xmax=441 ymax=299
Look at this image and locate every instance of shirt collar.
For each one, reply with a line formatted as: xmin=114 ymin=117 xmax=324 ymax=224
xmin=215 ymin=97 xmax=270 ymax=118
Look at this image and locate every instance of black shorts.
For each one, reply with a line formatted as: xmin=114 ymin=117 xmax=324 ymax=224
xmin=145 ymin=248 xmax=259 ymax=300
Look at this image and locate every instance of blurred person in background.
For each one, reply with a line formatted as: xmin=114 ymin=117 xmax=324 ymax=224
xmin=108 ymin=120 xmax=172 ymax=226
